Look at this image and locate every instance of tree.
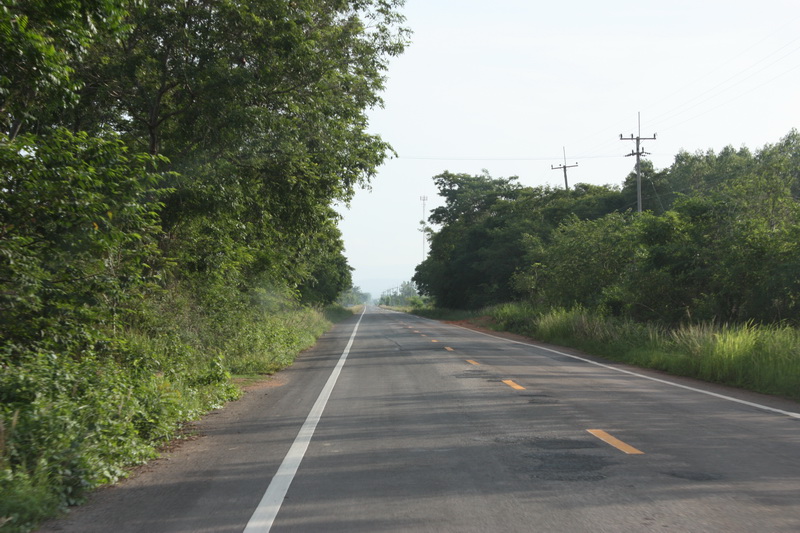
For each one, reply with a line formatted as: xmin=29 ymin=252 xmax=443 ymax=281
xmin=515 ymin=212 xmax=638 ymax=312
xmin=379 ymin=281 xmax=419 ymax=307
xmin=620 ymin=159 xmax=671 ymax=214
xmin=414 ymin=132 xmax=800 ymax=324
xmin=298 ymin=215 xmax=354 ymax=306
xmin=0 ymin=128 xmax=164 ymax=353
xmin=55 ymin=0 xmax=409 ymax=294
xmin=0 ymin=0 xmax=127 ymax=139
xmin=416 ymin=171 xmax=628 ymax=309
xmin=338 ymin=286 xmax=371 ymax=306
xmin=414 ymin=171 xmax=523 ymax=308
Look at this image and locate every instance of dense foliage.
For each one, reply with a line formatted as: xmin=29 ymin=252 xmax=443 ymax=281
xmin=378 ymin=280 xmax=420 ymax=307
xmin=338 ymin=285 xmax=371 ymax=306
xmin=414 ymin=131 xmax=800 ymax=325
xmin=1 ymin=0 xmax=407 ymax=529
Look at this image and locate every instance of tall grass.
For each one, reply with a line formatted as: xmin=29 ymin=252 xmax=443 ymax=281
xmin=409 ymin=306 xmax=484 ymax=321
xmin=0 ymin=291 xmax=351 ymax=532
xmin=224 ymin=306 xmax=341 ymax=374
xmin=484 ymin=303 xmax=800 ymax=400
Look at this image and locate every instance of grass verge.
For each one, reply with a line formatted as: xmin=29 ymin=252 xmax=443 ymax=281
xmin=0 ymin=302 xmax=353 ymax=532
xmin=445 ymin=302 xmax=800 ymax=401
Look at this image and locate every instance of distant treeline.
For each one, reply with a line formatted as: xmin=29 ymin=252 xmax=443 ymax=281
xmin=379 ymin=280 xmax=421 ymax=307
xmin=414 ymin=131 xmax=800 ymax=324
xmin=0 ymin=1 xmax=407 ymax=530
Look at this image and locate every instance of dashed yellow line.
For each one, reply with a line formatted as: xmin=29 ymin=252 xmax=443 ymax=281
xmin=587 ymin=429 xmax=644 ymax=455
xmin=502 ymin=379 xmax=525 ymax=390
xmin=466 ymin=359 xmax=480 ymax=365
xmin=445 ymin=347 xmax=454 ymax=352
xmin=431 ymin=339 xmax=439 ymax=343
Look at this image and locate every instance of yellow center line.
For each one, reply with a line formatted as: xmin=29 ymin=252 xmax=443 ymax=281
xmin=445 ymin=347 xmax=454 ymax=351
xmin=421 ymin=334 xmax=427 ymax=337
xmin=466 ymin=359 xmax=480 ymax=365
xmin=502 ymin=379 xmax=525 ymax=390
xmin=587 ymin=429 xmax=644 ymax=455
xmin=431 ymin=339 xmax=439 ymax=343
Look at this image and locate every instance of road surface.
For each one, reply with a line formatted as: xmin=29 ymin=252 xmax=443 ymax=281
xmin=39 ymin=306 xmax=800 ymax=532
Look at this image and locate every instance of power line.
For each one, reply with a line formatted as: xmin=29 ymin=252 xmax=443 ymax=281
xmin=656 ymin=60 xmax=800 ymax=136
xmin=395 ymin=154 xmax=620 ymax=162
xmin=653 ymin=42 xmax=800 ymax=132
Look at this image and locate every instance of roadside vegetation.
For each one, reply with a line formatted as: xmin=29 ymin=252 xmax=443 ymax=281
xmin=411 ymin=302 xmax=800 ymax=401
xmin=379 ymin=281 xmax=424 ymax=308
xmin=0 ymin=1 xmax=408 ymax=531
xmin=412 ymin=131 xmax=800 ymax=402
xmin=488 ymin=304 xmax=800 ymax=400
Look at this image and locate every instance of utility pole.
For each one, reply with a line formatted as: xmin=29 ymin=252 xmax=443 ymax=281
xmin=551 ymin=147 xmax=578 ymax=190
xmin=620 ymin=112 xmax=656 ymax=213
xmin=420 ymin=195 xmax=428 ymax=260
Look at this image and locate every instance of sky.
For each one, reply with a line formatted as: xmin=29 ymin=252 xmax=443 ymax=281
xmin=335 ymin=0 xmax=800 ymax=299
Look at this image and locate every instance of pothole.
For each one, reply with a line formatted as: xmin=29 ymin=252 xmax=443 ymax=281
xmin=523 ymin=452 xmax=612 ymax=482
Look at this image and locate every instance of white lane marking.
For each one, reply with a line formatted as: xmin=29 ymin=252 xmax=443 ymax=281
xmin=244 ymin=307 xmax=367 ymax=532
xmin=445 ymin=322 xmax=800 ymax=420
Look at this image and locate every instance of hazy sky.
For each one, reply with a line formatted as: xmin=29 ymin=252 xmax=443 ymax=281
xmin=336 ymin=0 xmax=800 ymax=299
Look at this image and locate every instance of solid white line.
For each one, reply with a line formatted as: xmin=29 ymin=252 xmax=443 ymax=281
xmin=446 ymin=323 xmax=800 ymax=420
xmin=243 ymin=307 xmax=367 ymax=532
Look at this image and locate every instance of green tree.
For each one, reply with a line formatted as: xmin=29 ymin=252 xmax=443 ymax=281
xmin=379 ymin=280 xmax=419 ymax=307
xmin=415 ymin=171 xmax=523 ymax=308
xmin=416 ymin=171 xmax=628 ymax=309
xmin=338 ymin=285 xmax=371 ymax=306
xmin=515 ymin=212 xmax=638 ymax=312
xmin=298 ymin=215 xmax=354 ymax=306
xmin=0 ymin=128 xmax=165 ymax=354
xmin=0 ymin=0 xmax=127 ymax=138
xmin=620 ymin=131 xmax=800 ymax=323
xmin=58 ymin=0 xmax=409 ymax=295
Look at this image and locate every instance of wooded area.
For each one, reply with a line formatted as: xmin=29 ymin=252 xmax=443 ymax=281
xmin=0 ymin=1 xmax=407 ymax=529
xmin=414 ymin=132 xmax=800 ymax=325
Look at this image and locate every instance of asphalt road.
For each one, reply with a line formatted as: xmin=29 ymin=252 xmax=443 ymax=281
xmin=39 ymin=306 xmax=800 ymax=532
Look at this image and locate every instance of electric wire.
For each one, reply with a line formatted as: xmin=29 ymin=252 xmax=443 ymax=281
xmin=385 ymin=15 xmax=800 ymax=170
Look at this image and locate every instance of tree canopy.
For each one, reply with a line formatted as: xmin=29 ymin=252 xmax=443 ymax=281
xmin=415 ymin=130 xmax=800 ymax=325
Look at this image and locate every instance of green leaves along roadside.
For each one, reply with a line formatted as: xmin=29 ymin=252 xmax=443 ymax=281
xmin=1 ymin=130 xmax=165 ymax=345
xmin=413 ymin=133 xmax=800 ymax=401
xmin=414 ymin=131 xmax=800 ymax=325
xmin=1 ymin=1 xmax=408 ymax=530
